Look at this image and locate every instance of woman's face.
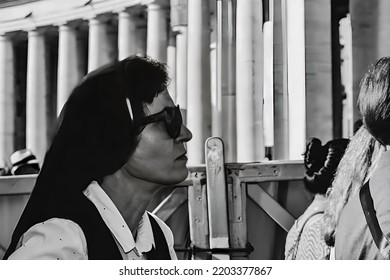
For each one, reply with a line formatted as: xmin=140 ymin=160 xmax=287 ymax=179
xmin=124 ymin=90 xmax=192 ymax=185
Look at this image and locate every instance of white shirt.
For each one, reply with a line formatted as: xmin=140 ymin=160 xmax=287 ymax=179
xmin=8 ymin=181 xmax=177 ymax=260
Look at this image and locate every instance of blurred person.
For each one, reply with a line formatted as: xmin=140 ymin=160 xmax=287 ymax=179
xmin=9 ymin=149 xmax=40 ymax=175
xmin=285 ymin=137 xmax=349 ymax=259
xmin=323 ymin=125 xmax=382 ymax=257
xmin=329 ymin=57 xmax=390 ymax=259
xmin=3 ymin=55 xmax=192 ymax=260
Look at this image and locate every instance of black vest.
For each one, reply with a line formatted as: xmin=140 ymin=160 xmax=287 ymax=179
xmin=5 ymin=193 xmax=171 ymax=260
xmin=70 ymin=195 xmax=171 ymax=260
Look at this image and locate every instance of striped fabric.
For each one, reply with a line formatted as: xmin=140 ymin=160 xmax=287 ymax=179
xmin=285 ymin=195 xmax=330 ymax=260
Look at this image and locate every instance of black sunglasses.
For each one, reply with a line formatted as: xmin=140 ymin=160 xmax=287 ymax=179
xmin=135 ymin=105 xmax=183 ymax=139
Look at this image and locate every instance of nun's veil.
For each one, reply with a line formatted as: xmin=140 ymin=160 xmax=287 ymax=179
xmin=4 ymin=55 xmax=169 ymax=259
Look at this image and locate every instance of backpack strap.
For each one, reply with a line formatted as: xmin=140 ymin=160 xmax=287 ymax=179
xmin=359 ymin=181 xmax=390 ymax=259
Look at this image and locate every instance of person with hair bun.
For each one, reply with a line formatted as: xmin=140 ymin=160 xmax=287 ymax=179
xmin=285 ymin=137 xmax=349 ymax=260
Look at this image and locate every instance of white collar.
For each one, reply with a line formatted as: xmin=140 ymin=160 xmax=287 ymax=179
xmin=83 ymin=181 xmax=155 ymax=254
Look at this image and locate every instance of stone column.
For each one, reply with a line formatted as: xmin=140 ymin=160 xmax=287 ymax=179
xmin=167 ymin=30 xmax=177 ymax=102
xmin=273 ymin=0 xmax=288 ymax=159
xmin=26 ymin=29 xmax=48 ymax=163
xmin=305 ymin=0 xmax=332 ymax=142
xmin=175 ymin=27 xmax=188 ymax=123
xmin=340 ymin=15 xmax=353 ymax=137
xmin=57 ymin=23 xmax=81 ymax=115
xmin=187 ymin=0 xmax=211 ymax=165
xmin=210 ymin=40 xmax=218 ymax=137
xmin=88 ymin=17 xmax=111 ymax=72
xmin=263 ymin=20 xmax=274 ymax=153
xmin=0 ymin=34 xmax=15 ymax=163
xmin=147 ymin=4 xmax=168 ymax=62
xmin=135 ymin=24 xmax=147 ymax=56
xmin=236 ymin=0 xmax=264 ymax=162
xmin=350 ymin=0 xmax=390 ymax=124
xmin=217 ymin=0 xmax=237 ymax=162
xmin=286 ymin=0 xmax=306 ymax=159
xmin=210 ymin=4 xmax=219 ymax=138
xmin=118 ymin=9 xmax=138 ymax=60
xmin=171 ymin=0 xmax=188 ymax=122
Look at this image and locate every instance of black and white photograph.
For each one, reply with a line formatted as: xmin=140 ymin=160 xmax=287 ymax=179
xmin=0 ymin=0 xmax=389 ymax=276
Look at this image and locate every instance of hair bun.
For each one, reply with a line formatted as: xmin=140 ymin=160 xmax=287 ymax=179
xmin=304 ymin=137 xmax=326 ymax=173
xmin=304 ymin=138 xmax=349 ymax=194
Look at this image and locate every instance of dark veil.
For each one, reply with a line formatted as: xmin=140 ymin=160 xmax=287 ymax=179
xmin=4 ymin=55 xmax=169 ymax=259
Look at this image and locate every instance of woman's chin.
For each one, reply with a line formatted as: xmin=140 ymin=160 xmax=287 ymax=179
xmin=167 ymin=168 xmax=189 ymax=185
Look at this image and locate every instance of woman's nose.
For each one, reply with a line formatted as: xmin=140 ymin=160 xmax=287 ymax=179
xmin=177 ymin=124 xmax=192 ymax=142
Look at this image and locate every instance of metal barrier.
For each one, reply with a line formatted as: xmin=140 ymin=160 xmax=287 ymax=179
xmin=152 ymin=160 xmax=307 ymax=260
xmin=154 ymin=137 xmax=309 ymax=260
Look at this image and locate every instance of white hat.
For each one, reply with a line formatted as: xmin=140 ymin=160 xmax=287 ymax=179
xmin=10 ymin=149 xmax=40 ymax=175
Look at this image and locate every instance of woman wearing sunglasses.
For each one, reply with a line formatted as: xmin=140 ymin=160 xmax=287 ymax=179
xmin=4 ymin=56 xmax=192 ymax=260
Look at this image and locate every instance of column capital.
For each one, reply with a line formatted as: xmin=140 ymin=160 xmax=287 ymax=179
xmin=116 ymin=8 xmax=141 ymax=21
xmin=168 ymin=29 xmax=178 ymax=46
xmin=147 ymin=3 xmax=169 ymax=12
xmin=0 ymin=32 xmax=13 ymax=39
xmin=26 ymin=27 xmax=46 ymax=36
xmin=55 ymin=19 xmax=82 ymax=29
xmin=57 ymin=24 xmax=76 ymax=37
xmin=112 ymin=6 xmax=129 ymax=15
xmin=145 ymin=0 xmax=170 ymax=7
xmin=88 ymin=16 xmax=104 ymax=26
xmin=84 ymin=13 xmax=112 ymax=23
xmin=116 ymin=8 xmax=130 ymax=16
xmin=172 ymin=25 xmax=187 ymax=34
xmin=1 ymin=30 xmax=27 ymax=43
xmin=113 ymin=5 xmax=144 ymax=16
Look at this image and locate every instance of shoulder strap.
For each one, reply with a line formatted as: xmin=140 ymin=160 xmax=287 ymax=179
xmin=359 ymin=181 xmax=390 ymax=259
xmin=145 ymin=213 xmax=171 ymax=260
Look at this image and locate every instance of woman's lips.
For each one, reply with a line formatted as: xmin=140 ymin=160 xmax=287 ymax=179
xmin=176 ymin=154 xmax=188 ymax=161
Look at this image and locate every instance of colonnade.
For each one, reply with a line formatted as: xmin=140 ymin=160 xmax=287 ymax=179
xmin=0 ymin=1 xmax=170 ymax=163
xmin=0 ymin=0 xmax=319 ymax=166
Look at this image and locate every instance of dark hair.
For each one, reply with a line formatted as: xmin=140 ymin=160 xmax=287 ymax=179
xmin=4 ymin=55 xmax=169 ymax=259
xmin=323 ymin=126 xmax=382 ymax=246
xmin=358 ymin=56 xmax=390 ymax=145
xmin=303 ymin=138 xmax=349 ymax=195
